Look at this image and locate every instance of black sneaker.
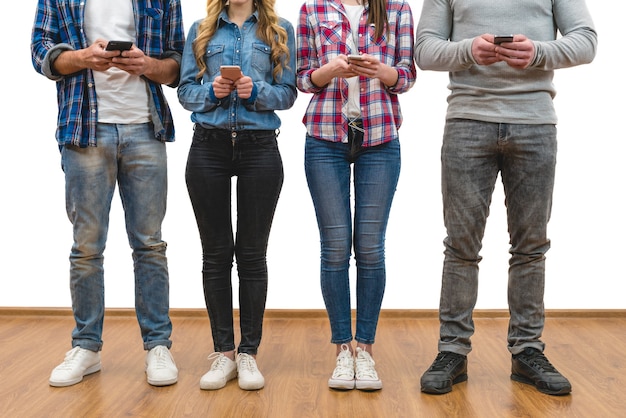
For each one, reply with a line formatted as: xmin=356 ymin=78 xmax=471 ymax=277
xmin=420 ymin=351 xmax=468 ymax=394
xmin=511 ymin=348 xmax=572 ymax=395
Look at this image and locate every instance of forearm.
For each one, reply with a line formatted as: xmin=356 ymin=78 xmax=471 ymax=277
xmin=142 ymin=56 xmax=180 ymax=86
xmin=53 ymin=49 xmax=88 ymax=75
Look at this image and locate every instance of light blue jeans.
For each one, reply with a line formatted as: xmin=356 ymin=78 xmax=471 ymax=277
xmin=439 ymin=119 xmax=557 ymax=356
xmin=61 ymin=123 xmax=172 ymax=352
xmin=305 ymin=131 xmax=400 ymax=345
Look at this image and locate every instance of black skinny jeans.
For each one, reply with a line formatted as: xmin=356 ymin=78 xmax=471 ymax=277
xmin=185 ymin=125 xmax=283 ymax=355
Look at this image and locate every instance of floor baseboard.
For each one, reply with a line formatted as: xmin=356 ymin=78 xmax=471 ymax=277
xmin=1 ymin=307 xmax=624 ymax=318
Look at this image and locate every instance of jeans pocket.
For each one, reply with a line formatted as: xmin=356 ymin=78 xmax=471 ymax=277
xmin=251 ymin=132 xmax=278 ymax=150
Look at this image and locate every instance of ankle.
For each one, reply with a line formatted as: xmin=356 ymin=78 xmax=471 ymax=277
xmin=356 ymin=343 xmax=373 ymax=357
xmin=336 ymin=343 xmax=353 ymax=356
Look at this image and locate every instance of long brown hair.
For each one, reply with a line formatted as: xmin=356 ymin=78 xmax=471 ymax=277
xmin=361 ymin=0 xmax=389 ymax=41
xmin=192 ymin=0 xmax=290 ymax=81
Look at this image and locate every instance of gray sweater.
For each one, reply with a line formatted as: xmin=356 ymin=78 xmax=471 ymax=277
xmin=415 ymin=0 xmax=597 ymax=124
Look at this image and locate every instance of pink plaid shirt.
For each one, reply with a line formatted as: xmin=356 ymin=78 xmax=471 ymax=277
xmin=296 ymin=0 xmax=416 ymax=147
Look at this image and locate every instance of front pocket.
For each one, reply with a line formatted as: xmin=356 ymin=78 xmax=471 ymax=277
xmin=251 ymin=42 xmax=272 ymax=73
xmin=205 ymin=44 xmax=225 ymax=76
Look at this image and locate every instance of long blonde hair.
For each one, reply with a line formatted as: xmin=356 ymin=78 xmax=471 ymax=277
xmin=192 ymin=0 xmax=290 ymax=81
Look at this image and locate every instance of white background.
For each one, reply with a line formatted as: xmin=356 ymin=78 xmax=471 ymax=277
xmin=1 ymin=1 xmax=623 ymax=310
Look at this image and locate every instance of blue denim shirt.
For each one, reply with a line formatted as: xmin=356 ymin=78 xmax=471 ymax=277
xmin=178 ymin=11 xmax=297 ymax=131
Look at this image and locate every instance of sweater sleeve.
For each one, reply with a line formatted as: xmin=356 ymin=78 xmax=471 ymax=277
xmin=530 ymin=0 xmax=597 ymax=70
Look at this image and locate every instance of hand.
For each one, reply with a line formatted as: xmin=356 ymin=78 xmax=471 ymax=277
xmin=111 ymin=45 xmax=152 ymax=76
xmin=494 ymin=35 xmax=535 ymax=69
xmin=213 ymin=75 xmax=236 ymax=99
xmin=348 ymin=53 xmax=398 ymax=86
xmin=472 ymin=34 xmax=535 ymax=69
xmin=234 ymin=76 xmax=253 ymax=100
xmin=78 ymin=38 xmax=122 ymax=72
xmin=471 ymin=35 xmax=502 ymax=66
xmin=310 ymin=55 xmax=356 ymax=87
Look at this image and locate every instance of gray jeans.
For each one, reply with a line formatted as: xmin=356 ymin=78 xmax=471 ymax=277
xmin=438 ymin=119 xmax=557 ymax=356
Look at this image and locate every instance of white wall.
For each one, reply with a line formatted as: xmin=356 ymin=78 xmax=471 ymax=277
xmin=2 ymin=1 xmax=623 ymax=309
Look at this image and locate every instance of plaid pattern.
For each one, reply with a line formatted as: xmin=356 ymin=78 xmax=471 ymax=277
xmin=296 ymin=0 xmax=416 ymax=146
xmin=31 ymin=0 xmax=185 ymax=147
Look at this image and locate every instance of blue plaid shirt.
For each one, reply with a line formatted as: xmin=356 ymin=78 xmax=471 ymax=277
xmin=31 ymin=0 xmax=185 ymax=147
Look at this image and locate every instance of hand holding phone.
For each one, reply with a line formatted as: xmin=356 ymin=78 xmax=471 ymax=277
xmin=493 ymin=35 xmax=514 ymax=45
xmin=220 ymin=65 xmax=243 ymax=81
xmin=105 ymin=40 xmax=133 ymax=51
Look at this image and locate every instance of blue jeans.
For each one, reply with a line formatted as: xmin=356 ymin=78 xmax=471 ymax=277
xmin=61 ymin=123 xmax=171 ymax=352
xmin=305 ymin=131 xmax=400 ymax=345
xmin=185 ymin=126 xmax=283 ymax=355
xmin=439 ymin=119 xmax=557 ymax=356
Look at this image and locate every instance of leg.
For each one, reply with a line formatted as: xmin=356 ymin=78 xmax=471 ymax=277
xmin=234 ymin=131 xmax=283 ymax=355
xmin=351 ymin=137 xmax=400 ymax=391
xmin=116 ymin=123 xmax=172 ymax=350
xmin=439 ymin=119 xmax=500 ymax=355
xmin=352 ymin=138 xmax=400 ymax=346
xmin=117 ymin=123 xmax=177 ymax=386
xmin=49 ymin=130 xmax=119 ymax=387
xmin=501 ymin=123 xmax=556 ymax=354
xmin=501 ymin=124 xmax=569 ymax=394
xmin=62 ymin=125 xmax=119 ymax=352
xmin=185 ymin=127 xmax=236 ymax=354
xmin=421 ymin=119 xmax=499 ymax=394
xmin=304 ymin=135 xmax=353 ymax=345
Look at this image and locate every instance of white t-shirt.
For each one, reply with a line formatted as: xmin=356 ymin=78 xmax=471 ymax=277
xmin=344 ymin=4 xmax=364 ymax=121
xmin=84 ymin=0 xmax=150 ymax=123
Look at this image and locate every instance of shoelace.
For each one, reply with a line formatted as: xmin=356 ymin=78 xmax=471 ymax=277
xmin=429 ymin=352 xmax=462 ymax=372
xmin=150 ymin=347 xmax=171 ymax=369
xmin=355 ymin=350 xmax=378 ymax=380
xmin=333 ymin=349 xmax=354 ymax=378
xmin=207 ymin=353 xmax=230 ymax=371
xmin=57 ymin=347 xmax=83 ymax=370
xmin=237 ymin=354 xmax=259 ymax=374
xmin=521 ymin=350 xmax=558 ymax=373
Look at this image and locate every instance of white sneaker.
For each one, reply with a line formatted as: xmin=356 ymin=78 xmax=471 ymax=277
xmin=200 ymin=352 xmax=237 ymax=390
xmin=145 ymin=345 xmax=178 ymax=386
xmin=355 ymin=347 xmax=382 ymax=390
xmin=328 ymin=344 xmax=355 ymax=390
xmin=49 ymin=347 xmax=101 ymax=387
xmin=236 ymin=353 xmax=265 ymax=390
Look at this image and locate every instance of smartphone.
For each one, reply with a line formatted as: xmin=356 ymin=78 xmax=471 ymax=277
xmin=220 ymin=65 xmax=243 ymax=81
xmin=105 ymin=40 xmax=133 ymax=51
xmin=347 ymin=54 xmax=365 ymax=62
xmin=493 ymin=35 xmax=514 ymax=45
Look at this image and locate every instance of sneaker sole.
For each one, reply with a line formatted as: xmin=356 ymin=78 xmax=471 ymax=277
xmin=328 ymin=378 xmax=355 ymax=390
xmin=356 ymin=379 xmax=382 ymax=391
xmin=49 ymin=363 xmax=101 ymax=387
xmin=200 ymin=369 xmax=237 ymax=390
xmin=148 ymin=376 xmax=178 ymax=387
xmin=239 ymin=379 xmax=265 ymax=391
xmin=510 ymin=373 xmax=572 ymax=395
xmin=421 ymin=373 xmax=468 ymax=394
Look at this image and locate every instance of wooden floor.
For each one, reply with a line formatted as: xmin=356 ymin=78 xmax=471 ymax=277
xmin=1 ymin=309 xmax=624 ymax=418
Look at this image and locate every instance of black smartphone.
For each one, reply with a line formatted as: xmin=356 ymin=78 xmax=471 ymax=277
xmin=105 ymin=40 xmax=133 ymax=51
xmin=494 ymin=35 xmax=514 ymax=45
